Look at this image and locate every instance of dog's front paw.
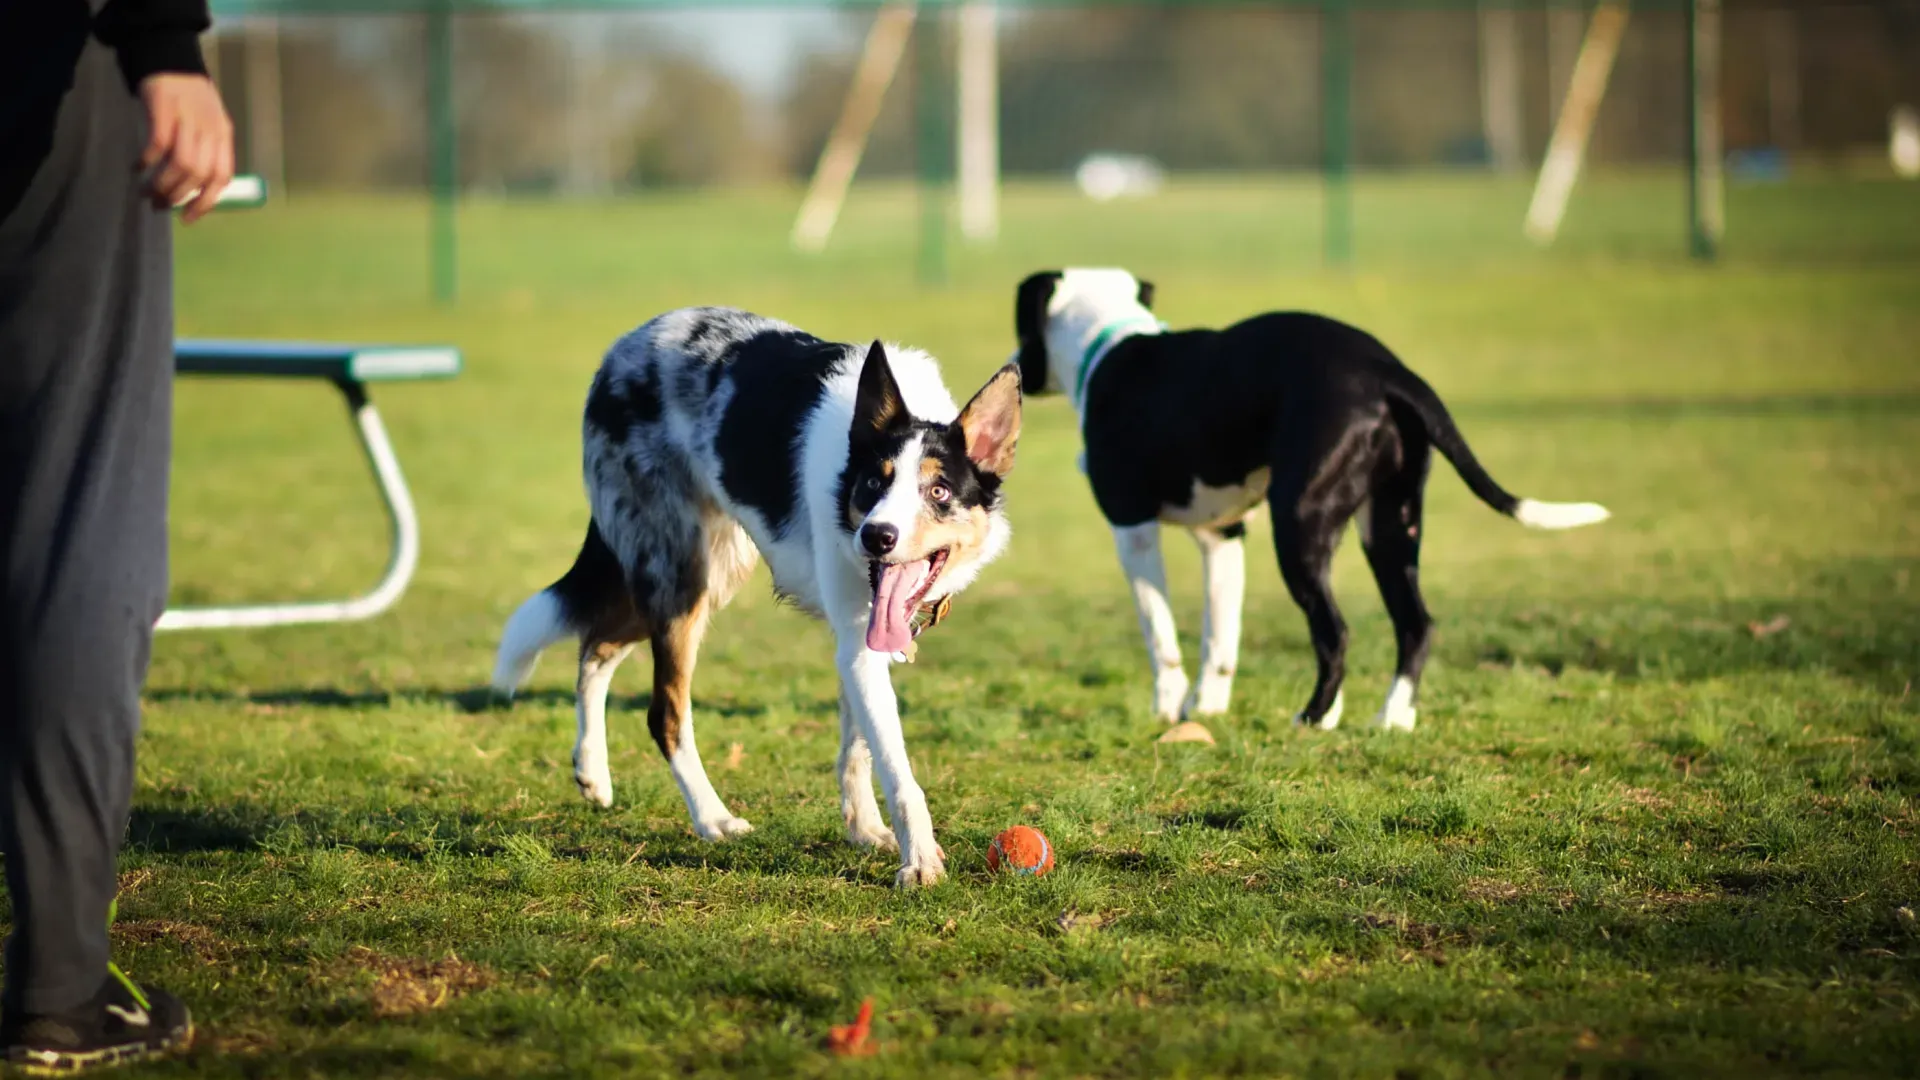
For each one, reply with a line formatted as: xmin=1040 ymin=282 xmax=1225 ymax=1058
xmin=1153 ymin=666 xmax=1191 ymax=723
xmin=895 ymin=850 xmax=947 ymax=888
xmin=1182 ymin=671 xmax=1234 ymax=719
xmin=846 ymin=821 xmax=898 ymax=851
xmin=693 ymin=816 xmax=755 ymax=841
xmin=574 ymin=764 xmax=615 ymax=808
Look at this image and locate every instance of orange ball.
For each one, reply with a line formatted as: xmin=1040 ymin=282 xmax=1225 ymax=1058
xmin=986 ymin=825 xmax=1054 ymax=877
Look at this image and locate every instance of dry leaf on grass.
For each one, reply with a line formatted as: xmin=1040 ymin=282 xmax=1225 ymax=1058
xmin=1748 ymin=614 xmax=1791 ymax=638
xmin=1157 ymin=721 xmax=1215 ymax=745
xmin=725 ymin=742 xmax=745 ymax=770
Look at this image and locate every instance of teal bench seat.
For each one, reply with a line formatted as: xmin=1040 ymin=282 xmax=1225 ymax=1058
xmin=159 ymin=338 xmax=462 ymax=632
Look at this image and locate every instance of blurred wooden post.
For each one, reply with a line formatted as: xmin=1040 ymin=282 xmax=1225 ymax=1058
xmin=791 ymin=4 xmax=916 ymax=252
xmin=1687 ymin=0 xmax=1724 ymax=260
xmin=1479 ymin=3 xmax=1524 ymax=172
xmin=956 ymin=2 xmax=999 ymax=243
xmin=244 ymin=18 xmax=285 ymax=196
xmin=1524 ymin=3 xmax=1628 ymax=245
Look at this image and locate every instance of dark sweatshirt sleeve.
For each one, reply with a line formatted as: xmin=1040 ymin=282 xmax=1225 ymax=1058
xmin=93 ymin=0 xmax=211 ymax=90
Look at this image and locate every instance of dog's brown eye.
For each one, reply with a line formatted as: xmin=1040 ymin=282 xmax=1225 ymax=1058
xmin=929 ymin=482 xmax=952 ymax=505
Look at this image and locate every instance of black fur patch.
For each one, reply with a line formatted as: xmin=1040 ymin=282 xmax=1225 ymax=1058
xmin=1218 ymin=520 xmax=1247 ymax=540
xmin=584 ymin=365 xmax=663 ymax=443
xmin=712 ymin=329 xmax=841 ymax=538
xmin=1014 ymin=270 xmax=1061 ymax=396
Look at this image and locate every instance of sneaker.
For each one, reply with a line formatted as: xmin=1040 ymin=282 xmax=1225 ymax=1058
xmin=2 ymin=970 xmax=191 ymax=1075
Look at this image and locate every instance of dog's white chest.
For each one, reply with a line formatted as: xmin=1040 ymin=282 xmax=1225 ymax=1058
xmin=1160 ymin=469 xmax=1270 ymax=529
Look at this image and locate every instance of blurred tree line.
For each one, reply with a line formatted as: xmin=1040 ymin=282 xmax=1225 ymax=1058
xmin=210 ymin=1 xmax=1919 ymax=194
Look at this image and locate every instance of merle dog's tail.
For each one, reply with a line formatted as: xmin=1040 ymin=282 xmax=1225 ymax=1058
xmin=491 ymin=521 xmax=628 ymax=698
xmin=1381 ymin=366 xmax=1611 ymax=530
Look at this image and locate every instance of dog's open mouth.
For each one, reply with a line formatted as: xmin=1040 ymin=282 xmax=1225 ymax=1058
xmin=866 ymin=548 xmax=949 ymax=654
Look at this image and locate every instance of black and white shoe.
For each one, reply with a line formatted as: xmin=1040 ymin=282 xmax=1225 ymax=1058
xmin=2 ymin=972 xmax=191 ymax=1074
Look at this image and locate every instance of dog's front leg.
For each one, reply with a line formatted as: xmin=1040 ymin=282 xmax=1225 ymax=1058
xmin=836 ymin=639 xmax=943 ymax=886
xmin=837 ymin=689 xmax=895 ymax=850
xmin=1113 ymin=522 xmax=1188 ymax=721
xmin=1185 ymin=526 xmax=1246 ymax=718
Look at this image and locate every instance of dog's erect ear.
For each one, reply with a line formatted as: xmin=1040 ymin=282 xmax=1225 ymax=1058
xmin=1136 ymin=279 xmax=1156 ymax=310
xmin=852 ymin=340 xmax=909 ymax=439
xmin=956 ymin=363 xmax=1022 ymax=479
xmin=1014 ymin=271 xmax=1061 ymax=396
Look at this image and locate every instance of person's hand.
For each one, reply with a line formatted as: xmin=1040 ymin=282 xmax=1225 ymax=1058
xmin=136 ymin=73 xmax=235 ymax=224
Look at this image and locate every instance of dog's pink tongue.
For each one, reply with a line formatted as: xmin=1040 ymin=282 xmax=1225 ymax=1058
xmin=866 ymin=560 xmax=931 ymax=654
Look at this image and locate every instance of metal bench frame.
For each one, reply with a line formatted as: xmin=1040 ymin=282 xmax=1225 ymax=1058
xmin=159 ymin=341 xmax=459 ymax=631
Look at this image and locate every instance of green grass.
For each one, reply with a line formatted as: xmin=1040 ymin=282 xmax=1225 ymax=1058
xmin=16 ymin=172 xmax=1920 ymax=1076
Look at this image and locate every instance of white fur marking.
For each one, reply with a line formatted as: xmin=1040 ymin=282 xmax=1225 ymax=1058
xmin=838 ymin=691 xmax=894 ymax=850
xmin=573 ymin=643 xmax=632 ymax=808
xmin=1113 ymin=522 xmax=1188 ymax=721
xmin=669 ymin=711 xmax=753 ymax=840
xmin=837 ymin=639 xmax=943 ymax=885
xmin=1375 ymin=675 xmax=1418 ymax=731
xmin=1184 ymin=528 xmax=1244 ymax=718
xmin=1161 ymin=470 xmax=1270 ymax=529
xmin=1514 ymin=499 xmax=1611 ymax=530
xmin=493 ymin=589 xmax=569 ymax=696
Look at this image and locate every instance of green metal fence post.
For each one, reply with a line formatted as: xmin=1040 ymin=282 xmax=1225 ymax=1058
xmin=428 ymin=0 xmax=457 ymax=304
xmin=915 ymin=2 xmax=951 ymax=286
xmin=1321 ymin=0 xmax=1354 ymax=270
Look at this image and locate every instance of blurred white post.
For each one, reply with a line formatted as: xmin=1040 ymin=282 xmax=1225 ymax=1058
xmin=792 ymin=4 xmax=917 ymax=252
xmin=1688 ymin=0 xmax=1724 ymax=257
xmin=1524 ymin=3 xmax=1629 ymax=245
xmin=956 ymin=2 xmax=999 ymax=242
xmin=1478 ymin=4 xmax=1524 ymax=172
xmin=244 ymin=18 xmax=286 ymax=195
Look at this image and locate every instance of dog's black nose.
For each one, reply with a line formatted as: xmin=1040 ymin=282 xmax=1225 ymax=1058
xmin=860 ymin=523 xmax=898 ymax=556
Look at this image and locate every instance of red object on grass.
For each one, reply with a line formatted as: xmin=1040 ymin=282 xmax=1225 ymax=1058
xmin=828 ymin=997 xmax=875 ymax=1057
xmin=987 ymin=825 xmax=1055 ymax=876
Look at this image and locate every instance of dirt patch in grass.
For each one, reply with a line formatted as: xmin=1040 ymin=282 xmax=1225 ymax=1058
xmin=341 ymin=948 xmax=497 ymax=1018
xmin=113 ymin=919 xmax=233 ymax=964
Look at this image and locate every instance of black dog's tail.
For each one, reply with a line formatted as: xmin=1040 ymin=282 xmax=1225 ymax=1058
xmin=1381 ymin=366 xmax=1611 ymax=530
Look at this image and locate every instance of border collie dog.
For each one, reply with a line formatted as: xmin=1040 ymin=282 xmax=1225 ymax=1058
xmin=1010 ymin=269 xmax=1608 ymax=732
xmin=494 ymin=307 xmax=1021 ymax=886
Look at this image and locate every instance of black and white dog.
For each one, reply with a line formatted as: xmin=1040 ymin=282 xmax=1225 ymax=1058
xmin=1011 ymin=269 xmax=1608 ymax=732
xmin=494 ymin=308 xmax=1021 ymax=886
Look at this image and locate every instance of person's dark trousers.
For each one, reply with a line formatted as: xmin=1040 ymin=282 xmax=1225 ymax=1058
xmin=0 ymin=2 xmax=174 ymax=1016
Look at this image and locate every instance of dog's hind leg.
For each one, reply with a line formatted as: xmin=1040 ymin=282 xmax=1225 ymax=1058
xmin=837 ymin=690 xmax=894 ymax=850
xmin=648 ymin=591 xmax=753 ymax=840
xmin=1269 ymin=426 xmax=1376 ymax=730
xmin=1112 ymin=522 xmax=1189 ymax=722
xmin=1360 ymin=438 xmax=1433 ymax=732
xmin=575 ymin=598 xmax=646 ymax=808
xmin=1184 ymin=521 xmax=1249 ymax=718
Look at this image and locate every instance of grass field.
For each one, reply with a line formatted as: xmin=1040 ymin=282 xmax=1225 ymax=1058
xmin=21 ymin=173 xmax=1920 ymax=1076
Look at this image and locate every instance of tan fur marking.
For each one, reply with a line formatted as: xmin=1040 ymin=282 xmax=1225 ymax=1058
xmin=912 ymin=504 xmax=994 ymax=564
xmin=647 ymin=594 xmax=711 ymax=760
xmin=919 ymin=456 xmax=943 ymax=486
